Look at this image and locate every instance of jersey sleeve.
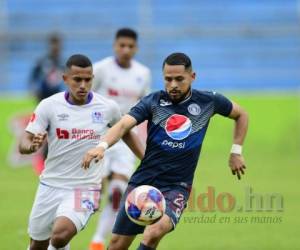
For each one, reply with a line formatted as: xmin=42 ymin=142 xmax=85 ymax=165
xmin=212 ymin=92 xmax=233 ymax=117
xmin=109 ymin=100 xmax=122 ymax=126
xmin=128 ymin=94 xmax=152 ymax=125
xmin=25 ymin=99 xmax=50 ymax=134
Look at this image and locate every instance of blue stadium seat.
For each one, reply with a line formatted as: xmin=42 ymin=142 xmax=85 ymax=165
xmin=2 ymin=0 xmax=300 ymax=92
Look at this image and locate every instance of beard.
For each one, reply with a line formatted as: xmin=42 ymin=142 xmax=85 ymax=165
xmin=167 ymin=87 xmax=191 ymax=104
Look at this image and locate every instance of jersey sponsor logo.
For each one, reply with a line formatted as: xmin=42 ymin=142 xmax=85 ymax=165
xmin=108 ymin=88 xmax=119 ymax=96
xmin=56 ymin=128 xmax=70 ymax=139
xmin=160 ymin=99 xmax=172 ymax=106
xmin=108 ymin=88 xmax=141 ymax=99
xmin=188 ymin=103 xmax=201 ymax=116
xmin=165 ymin=114 xmax=192 ymax=140
xmin=162 ymin=140 xmax=186 ymax=149
xmin=30 ymin=113 xmax=36 ymax=122
xmin=56 ymin=128 xmax=101 ymax=140
xmin=57 ymin=113 xmax=69 ymax=121
xmin=92 ymin=111 xmax=103 ymax=123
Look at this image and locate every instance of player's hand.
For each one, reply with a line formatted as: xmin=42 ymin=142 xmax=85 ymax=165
xmin=82 ymin=147 xmax=105 ymax=170
xmin=229 ymin=153 xmax=246 ymax=180
xmin=30 ymin=133 xmax=47 ymax=153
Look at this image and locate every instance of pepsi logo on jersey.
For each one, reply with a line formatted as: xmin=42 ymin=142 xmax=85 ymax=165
xmin=161 ymin=140 xmax=186 ymax=149
xmin=165 ymin=114 xmax=192 ymax=140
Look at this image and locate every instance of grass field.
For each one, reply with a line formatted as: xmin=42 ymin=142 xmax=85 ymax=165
xmin=0 ymin=94 xmax=299 ymax=250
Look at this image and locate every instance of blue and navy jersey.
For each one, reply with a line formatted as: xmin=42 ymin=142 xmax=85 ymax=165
xmin=128 ymin=89 xmax=233 ymax=188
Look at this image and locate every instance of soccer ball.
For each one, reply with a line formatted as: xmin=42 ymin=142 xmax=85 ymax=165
xmin=125 ymin=185 xmax=166 ymax=226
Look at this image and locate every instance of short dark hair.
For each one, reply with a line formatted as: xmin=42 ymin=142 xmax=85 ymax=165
xmin=115 ymin=28 xmax=138 ymax=41
xmin=162 ymin=52 xmax=192 ymax=70
xmin=65 ymin=54 xmax=92 ymax=69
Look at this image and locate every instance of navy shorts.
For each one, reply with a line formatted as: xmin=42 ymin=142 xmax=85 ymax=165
xmin=112 ymin=185 xmax=189 ymax=235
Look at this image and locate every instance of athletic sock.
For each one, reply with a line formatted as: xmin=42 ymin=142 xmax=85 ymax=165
xmin=137 ymin=243 xmax=155 ymax=250
xmin=92 ymin=204 xmax=116 ymax=243
xmin=91 ymin=179 xmax=127 ymax=243
xmin=48 ymin=243 xmax=70 ymax=250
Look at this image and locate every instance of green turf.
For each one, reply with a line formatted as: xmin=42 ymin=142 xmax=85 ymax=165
xmin=0 ymin=94 xmax=299 ymax=250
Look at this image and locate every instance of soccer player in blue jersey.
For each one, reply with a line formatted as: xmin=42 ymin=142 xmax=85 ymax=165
xmin=82 ymin=52 xmax=249 ymax=250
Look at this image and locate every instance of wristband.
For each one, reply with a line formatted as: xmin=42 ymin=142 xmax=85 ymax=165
xmin=231 ymin=144 xmax=242 ymax=155
xmin=96 ymin=141 xmax=109 ymax=150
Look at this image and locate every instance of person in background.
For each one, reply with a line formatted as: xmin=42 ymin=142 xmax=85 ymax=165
xmin=20 ymin=54 xmax=144 ymax=250
xmin=29 ymin=33 xmax=65 ymax=102
xmin=83 ymin=52 xmax=248 ymax=250
xmin=89 ymin=28 xmax=151 ymax=250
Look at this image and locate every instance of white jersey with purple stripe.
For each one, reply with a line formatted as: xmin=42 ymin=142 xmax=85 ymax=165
xmin=92 ymin=56 xmax=151 ymax=115
xmin=25 ymin=91 xmax=121 ymax=189
xmin=128 ymin=89 xmax=233 ymax=188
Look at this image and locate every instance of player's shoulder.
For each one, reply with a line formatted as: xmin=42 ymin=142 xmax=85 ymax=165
xmin=92 ymin=91 xmax=112 ymax=103
xmin=142 ymin=90 xmax=163 ymax=98
xmin=93 ymin=56 xmax=114 ymax=69
xmin=92 ymin=92 xmax=119 ymax=108
xmin=33 ymin=92 xmax=65 ymax=112
xmin=139 ymin=90 xmax=165 ymax=104
xmin=192 ymin=89 xmax=221 ymax=102
xmin=131 ymin=59 xmax=151 ymax=74
xmin=40 ymin=92 xmax=65 ymax=105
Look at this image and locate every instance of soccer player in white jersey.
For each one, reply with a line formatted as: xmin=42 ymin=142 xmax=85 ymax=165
xmin=19 ymin=54 xmax=144 ymax=250
xmin=90 ymin=28 xmax=151 ymax=250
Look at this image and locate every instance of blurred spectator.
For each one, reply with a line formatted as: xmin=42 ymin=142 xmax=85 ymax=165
xmin=29 ymin=33 xmax=64 ymax=102
xmin=28 ymin=33 xmax=64 ymax=171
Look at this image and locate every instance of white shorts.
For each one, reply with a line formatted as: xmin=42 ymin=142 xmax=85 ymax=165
xmin=101 ymin=140 xmax=136 ymax=179
xmin=28 ymin=183 xmax=100 ymax=241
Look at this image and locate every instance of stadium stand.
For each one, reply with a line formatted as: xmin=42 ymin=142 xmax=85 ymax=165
xmin=0 ymin=0 xmax=299 ymax=92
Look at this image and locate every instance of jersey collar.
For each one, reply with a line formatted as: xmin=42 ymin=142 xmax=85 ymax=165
xmin=179 ymin=90 xmax=192 ymax=104
xmin=64 ymin=91 xmax=93 ymax=105
xmin=114 ymin=57 xmax=132 ymax=69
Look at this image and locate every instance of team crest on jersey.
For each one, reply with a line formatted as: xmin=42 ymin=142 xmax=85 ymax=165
xmin=165 ymin=114 xmax=192 ymax=140
xmin=92 ymin=111 xmax=103 ymax=123
xmin=188 ymin=103 xmax=201 ymax=116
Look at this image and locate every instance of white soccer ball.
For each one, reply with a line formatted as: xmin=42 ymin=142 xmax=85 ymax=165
xmin=125 ymin=185 xmax=166 ymax=226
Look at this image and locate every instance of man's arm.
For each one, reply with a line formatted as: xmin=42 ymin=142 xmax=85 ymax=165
xmin=82 ymin=115 xmax=138 ymax=169
xmin=227 ymin=101 xmax=249 ymax=180
xmin=19 ymin=131 xmax=46 ymax=154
